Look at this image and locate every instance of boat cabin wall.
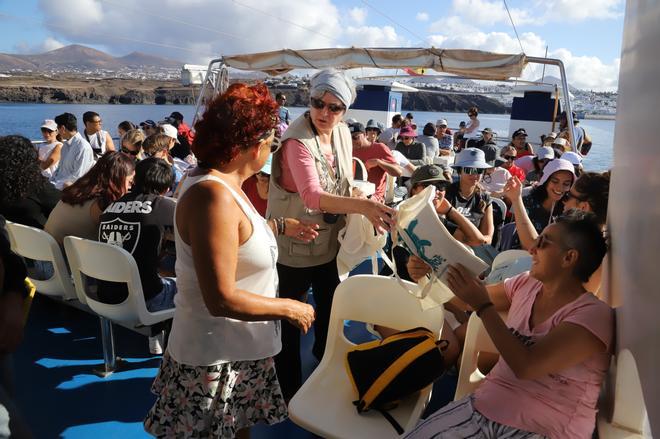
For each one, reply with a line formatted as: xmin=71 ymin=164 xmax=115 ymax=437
xmin=508 ymin=90 xmax=561 ymax=146
xmin=347 ymin=87 xmax=402 ymax=129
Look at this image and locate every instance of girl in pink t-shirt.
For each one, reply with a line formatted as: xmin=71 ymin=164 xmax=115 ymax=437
xmin=406 ymin=210 xmax=612 ymax=439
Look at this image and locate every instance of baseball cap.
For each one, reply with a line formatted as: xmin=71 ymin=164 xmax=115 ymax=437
xmin=436 ymin=119 xmax=448 ymax=127
xmin=411 ymin=164 xmax=449 ymax=186
xmin=169 ymin=111 xmax=184 ymax=121
xmin=536 ymin=146 xmax=555 ymax=161
xmin=41 ymin=119 xmax=57 ymax=131
xmin=481 ymin=127 xmax=495 ymax=135
xmin=512 ymin=128 xmax=528 ymax=139
xmin=140 ymin=119 xmax=157 ymax=128
xmin=161 ymin=124 xmax=180 ymax=144
xmin=349 ymin=122 xmax=365 ymax=134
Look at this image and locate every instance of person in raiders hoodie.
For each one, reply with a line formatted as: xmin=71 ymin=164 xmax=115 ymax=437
xmin=98 ymin=158 xmax=177 ymax=312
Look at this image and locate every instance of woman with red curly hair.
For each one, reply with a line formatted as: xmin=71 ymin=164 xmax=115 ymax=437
xmin=144 ymin=83 xmax=317 ymax=438
xmin=45 ymin=151 xmax=135 ymax=245
xmin=268 ymin=68 xmax=396 ymax=401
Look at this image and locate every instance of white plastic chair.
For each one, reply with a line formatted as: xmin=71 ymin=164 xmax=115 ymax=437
xmin=485 ymin=249 xmax=532 ymax=285
xmin=597 ymin=349 xmax=649 ymax=438
xmin=454 ymin=313 xmax=499 ymax=400
xmin=288 ymin=275 xmax=445 ymax=438
xmin=63 ymin=236 xmax=174 ymax=327
xmin=5 ymin=221 xmax=77 ymax=301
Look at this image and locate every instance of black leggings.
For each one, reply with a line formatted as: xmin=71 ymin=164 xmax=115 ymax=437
xmin=274 ymin=260 xmax=340 ymax=401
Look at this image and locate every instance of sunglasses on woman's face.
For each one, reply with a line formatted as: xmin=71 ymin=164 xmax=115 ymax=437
xmin=563 ymin=190 xmax=588 ymax=203
xmin=121 ymin=147 xmax=139 ymax=156
xmin=420 ymin=181 xmax=449 ymax=191
xmin=503 ymin=155 xmax=516 ymax=161
xmin=462 ymin=167 xmax=485 ymax=175
xmin=310 ymin=97 xmax=346 ymax=114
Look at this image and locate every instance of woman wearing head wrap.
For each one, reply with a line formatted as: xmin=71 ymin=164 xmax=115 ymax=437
xmin=268 ymin=68 xmax=396 ymax=400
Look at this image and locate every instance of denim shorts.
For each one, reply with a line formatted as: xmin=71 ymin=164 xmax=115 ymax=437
xmin=145 ymin=277 xmax=177 ymax=312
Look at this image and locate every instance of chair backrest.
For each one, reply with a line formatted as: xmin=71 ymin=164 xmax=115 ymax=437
xmin=490 ymin=197 xmax=508 ymax=220
xmin=454 ymin=313 xmax=499 ymax=400
xmin=486 ymin=249 xmax=532 ymax=285
xmin=5 ymin=222 xmax=77 ymax=300
xmin=63 ymin=236 xmax=172 ymax=327
xmin=602 ymin=349 xmax=649 ymax=435
xmin=322 ymin=275 xmax=445 ymax=371
xmin=496 ymin=222 xmax=518 ymax=252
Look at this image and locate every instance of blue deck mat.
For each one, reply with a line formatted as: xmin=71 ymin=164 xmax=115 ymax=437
xmin=12 ymin=260 xmax=456 ymax=438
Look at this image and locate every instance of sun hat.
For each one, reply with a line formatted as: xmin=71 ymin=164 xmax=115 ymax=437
xmin=546 ymin=131 xmax=558 ymax=139
xmin=552 ymin=137 xmax=570 ymax=150
xmin=160 ymin=124 xmax=180 ymax=144
xmin=411 ymin=164 xmax=449 ymax=186
xmin=561 ymin=151 xmax=583 ymax=166
xmin=452 ymin=147 xmax=492 ymax=169
xmin=345 ymin=117 xmax=358 ymax=125
xmin=41 ymin=119 xmax=57 ymax=131
xmin=365 ymin=119 xmax=382 ymax=133
xmin=481 ymin=127 xmax=495 ymax=135
xmin=436 ymin=119 xmax=448 ymax=127
xmin=538 ymin=158 xmax=576 ymax=186
xmin=260 ymin=155 xmax=272 ymax=175
xmin=310 ymin=68 xmax=357 ymax=108
xmin=536 ymin=146 xmax=555 ymax=161
xmin=140 ymin=119 xmax=157 ymax=128
xmin=398 ymin=125 xmax=417 ymax=138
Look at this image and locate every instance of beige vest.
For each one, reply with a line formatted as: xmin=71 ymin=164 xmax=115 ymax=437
xmin=267 ymin=114 xmax=354 ymax=268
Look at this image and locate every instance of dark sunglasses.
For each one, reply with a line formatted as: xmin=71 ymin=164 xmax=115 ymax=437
xmin=562 ymin=191 xmax=588 ymax=203
xmin=419 ymin=181 xmax=449 ymax=191
xmin=351 ymin=134 xmax=362 ymax=140
xmin=462 ymin=167 xmax=485 ymax=175
xmin=534 ymin=233 xmax=568 ymax=251
xmin=121 ymin=147 xmax=139 ymax=156
xmin=310 ymin=97 xmax=346 ymax=114
xmin=503 ymin=155 xmax=516 ymax=161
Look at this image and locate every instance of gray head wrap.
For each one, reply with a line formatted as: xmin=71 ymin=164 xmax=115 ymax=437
xmin=309 ymin=68 xmax=357 ymax=108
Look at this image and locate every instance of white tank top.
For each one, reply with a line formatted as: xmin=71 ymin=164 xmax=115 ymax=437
xmin=84 ymin=129 xmax=107 ymax=153
xmin=167 ymin=173 xmax=281 ymax=366
xmin=38 ymin=141 xmax=61 ymax=177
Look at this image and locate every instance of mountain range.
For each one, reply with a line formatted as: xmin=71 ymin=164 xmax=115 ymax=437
xmin=0 ymin=44 xmax=182 ymax=71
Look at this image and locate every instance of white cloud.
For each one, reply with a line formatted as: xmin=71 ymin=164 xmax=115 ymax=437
xmin=13 ymin=37 xmax=66 ymax=54
xmin=535 ymin=0 xmax=623 ymax=21
xmin=429 ymin=15 xmax=479 ymax=36
xmin=349 ymin=7 xmax=367 ymax=25
xmin=427 ymin=22 xmax=619 ymax=91
xmin=37 ymin=0 xmax=342 ymax=63
xmin=344 ymin=25 xmax=404 ymax=47
xmin=451 ymin=0 xmax=537 ymax=26
xmin=416 ymin=12 xmax=429 ymax=22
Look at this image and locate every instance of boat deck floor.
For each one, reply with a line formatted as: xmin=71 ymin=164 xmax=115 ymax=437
xmin=12 ymin=273 xmax=457 ymax=438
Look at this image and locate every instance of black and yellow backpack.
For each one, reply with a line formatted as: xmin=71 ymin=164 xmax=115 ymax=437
xmin=345 ymin=327 xmax=448 ymax=434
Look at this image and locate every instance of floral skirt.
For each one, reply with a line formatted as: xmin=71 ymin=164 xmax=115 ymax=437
xmin=144 ymin=352 xmax=288 ymax=438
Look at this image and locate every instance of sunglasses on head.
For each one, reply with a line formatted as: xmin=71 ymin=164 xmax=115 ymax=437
xmin=462 ymin=167 xmax=485 ymax=175
xmin=503 ymin=155 xmax=516 ymax=161
xmin=310 ymin=97 xmax=346 ymax=114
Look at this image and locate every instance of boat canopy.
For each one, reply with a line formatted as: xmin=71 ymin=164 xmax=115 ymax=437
xmin=220 ymin=47 xmax=527 ymax=81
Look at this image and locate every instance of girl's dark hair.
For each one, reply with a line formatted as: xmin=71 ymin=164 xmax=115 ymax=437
xmin=118 ymin=120 xmax=136 ymax=132
xmin=555 ymin=209 xmax=608 ymax=282
xmin=132 ymin=158 xmax=174 ymax=195
xmin=61 ymin=151 xmax=135 ymax=210
xmin=0 ymin=135 xmax=47 ymax=203
xmin=454 ymin=169 xmax=487 ymax=213
xmin=422 ymin=122 xmax=436 ymax=137
xmin=468 ymin=106 xmax=479 ymax=116
xmin=573 ymin=171 xmax=610 ymax=226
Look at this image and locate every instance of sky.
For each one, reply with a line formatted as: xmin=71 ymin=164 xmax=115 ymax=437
xmin=0 ymin=0 xmax=625 ymax=91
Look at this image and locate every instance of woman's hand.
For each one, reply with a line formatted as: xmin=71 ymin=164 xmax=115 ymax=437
xmin=446 ymin=263 xmax=490 ymax=309
xmin=407 ymin=255 xmax=431 ymax=282
xmin=435 ymin=196 xmax=453 ymax=216
xmin=285 ymin=299 xmax=316 ymax=333
xmin=284 ymin=219 xmax=320 ymax=242
xmin=502 ymin=176 xmax=523 ymax=202
xmin=360 ymin=199 xmax=396 ymax=234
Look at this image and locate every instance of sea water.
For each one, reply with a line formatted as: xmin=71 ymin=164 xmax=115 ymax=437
xmin=0 ymin=103 xmax=614 ymax=171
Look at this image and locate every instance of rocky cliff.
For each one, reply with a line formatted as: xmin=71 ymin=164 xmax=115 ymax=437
xmin=0 ymin=75 xmax=508 ymax=113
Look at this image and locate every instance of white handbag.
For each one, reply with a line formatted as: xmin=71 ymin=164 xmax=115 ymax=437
xmin=352 ymin=157 xmax=375 ymax=197
xmin=336 ymin=213 xmax=387 ymax=281
xmin=392 ymin=185 xmax=489 ymax=306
